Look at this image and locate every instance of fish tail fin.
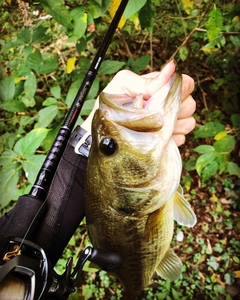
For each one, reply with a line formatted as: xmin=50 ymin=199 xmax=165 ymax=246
xmin=173 ymin=185 xmax=197 ymax=227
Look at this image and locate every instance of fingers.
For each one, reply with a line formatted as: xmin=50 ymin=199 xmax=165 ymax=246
xmin=172 ymin=134 xmax=186 ymax=147
xmin=177 ymin=95 xmax=196 ymax=119
xmin=173 ymin=116 xmax=196 ymax=136
xmin=181 ymin=74 xmax=194 ymax=101
xmin=173 ymin=116 xmax=196 ymax=146
xmin=105 ymin=62 xmax=194 ymax=105
xmin=104 ymin=61 xmax=176 ymax=98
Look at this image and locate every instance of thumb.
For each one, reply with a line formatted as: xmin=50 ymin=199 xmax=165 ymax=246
xmin=141 ymin=60 xmax=176 ymax=98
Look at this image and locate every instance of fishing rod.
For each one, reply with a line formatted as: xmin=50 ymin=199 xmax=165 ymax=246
xmin=30 ymin=0 xmax=129 ymax=200
xmin=0 ymin=0 xmax=129 ymax=242
xmin=0 ymin=1 xmax=129 ymax=298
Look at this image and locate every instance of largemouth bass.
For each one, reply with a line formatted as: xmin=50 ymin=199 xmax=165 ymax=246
xmin=85 ymin=72 xmax=196 ymax=299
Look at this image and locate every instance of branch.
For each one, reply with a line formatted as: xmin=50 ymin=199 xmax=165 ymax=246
xmin=168 ymin=20 xmax=201 ymax=62
xmin=195 ymin=28 xmax=240 ymax=35
xmin=197 ymin=75 xmax=208 ymax=110
xmin=174 ymin=0 xmax=187 ymax=38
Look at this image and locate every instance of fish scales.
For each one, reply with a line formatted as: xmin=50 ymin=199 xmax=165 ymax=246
xmin=85 ymin=72 xmax=197 ymax=299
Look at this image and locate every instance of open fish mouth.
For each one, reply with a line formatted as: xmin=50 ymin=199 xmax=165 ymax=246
xmin=99 ymin=73 xmax=182 ymax=132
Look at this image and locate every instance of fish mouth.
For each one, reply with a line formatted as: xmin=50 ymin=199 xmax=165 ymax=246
xmin=99 ymin=93 xmax=163 ymax=132
xmin=99 ymin=73 xmax=181 ymax=132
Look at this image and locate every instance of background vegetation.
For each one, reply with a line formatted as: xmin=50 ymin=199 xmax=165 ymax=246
xmin=0 ymin=0 xmax=239 ymax=299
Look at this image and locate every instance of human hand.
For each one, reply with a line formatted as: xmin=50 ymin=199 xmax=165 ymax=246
xmin=82 ymin=60 xmax=196 ymax=146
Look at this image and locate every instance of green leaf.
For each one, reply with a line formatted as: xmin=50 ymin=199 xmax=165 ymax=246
xmin=124 ymin=0 xmax=147 ymax=19
xmin=38 ymin=56 xmax=59 ymax=74
xmin=139 ymin=1 xmax=155 ymax=33
xmin=24 ymin=73 xmax=37 ymax=98
xmin=65 ymin=76 xmax=84 ymax=107
xmin=32 ymin=25 xmax=50 ymax=44
xmin=155 ymin=292 xmax=168 ymax=300
xmin=216 ymin=155 xmax=227 ymax=174
xmin=0 ymin=76 xmax=15 ymax=102
xmin=179 ymin=46 xmax=189 ymax=62
xmin=214 ymin=284 xmax=225 ymax=295
xmin=230 ymin=35 xmax=240 ymax=47
xmin=194 ymin=145 xmax=215 ymax=154
xmin=17 ymin=27 xmax=31 ymax=43
xmin=89 ymin=0 xmax=111 ymax=18
xmin=202 ymin=161 xmax=218 ymax=181
xmin=0 ymin=100 xmax=26 ymax=112
xmin=40 ymin=0 xmax=73 ymax=29
xmin=76 ymin=37 xmax=87 ymax=54
xmin=22 ymin=154 xmax=46 ymax=184
xmin=78 ymin=56 xmax=91 ymax=73
xmin=0 ymin=164 xmax=19 ymax=208
xmin=231 ymin=114 xmax=240 ymax=128
xmin=129 ymin=55 xmax=150 ymax=73
xmin=50 ymin=86 xmax=61 ymax=99
xmin=196 ymin=152 xmax=217 ymax=176
xmin=81 ymin=99 xmax=96 ymax=116
xmin=14 ymin=128 xmax=50 ymax=156
xmin=16 ymin=62 xmax=32 ymax=77
xmin=70 ymin=7 xmax=88 ymax=40
xmin=207 ymin=256 xmax=219 ymax=271
xmin=194 ymin=122 xmax=225 ymax=138
xmin=0 ymin=133 xmax=16 ymax=151
xmin=224 ymin=273 xmax=233 ymax=285
xmin=26 ymin=50 xmax=43 ymax=73
xmin=22 ymin=45 xmax=34 ymax=61
xmin=0 ymin=150 xmax=18 ymax=166
xmin=43 ymin=97 xmax=58 ymax=106
xmin=206 ymin=7 xmax=223 ymax=42
xmin=65 ymin=76 xmax=99 ymax=108
xmin=21 ymin=94 xmax=36 ymax=108
xmin=98 ymin=60 xmax=125 ymax=75
xmin=213 ymin=135 xmax=236 ymax=154
xmin=184 ymin=157 xmax=196 ymax=171
xmin=172 ymin=288 xmax=181 ymax=299
xmin=227 ymin=162 xmax=240 ymax=177
xmin=35 ymin=105 xmax=59 ymax=128
xmin=2 ymin=39 xmax=25 ymax=54
xmin=42 ymin=125 xmax=60 ymax=151
xmin=87 ymin=77 xmax=99 ymax=100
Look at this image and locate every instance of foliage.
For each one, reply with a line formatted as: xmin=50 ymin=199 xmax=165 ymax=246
xmin=193 ymin=123 xmax=239 ymax=182
xmin=0 ymin=0 xmax=240 ymax=299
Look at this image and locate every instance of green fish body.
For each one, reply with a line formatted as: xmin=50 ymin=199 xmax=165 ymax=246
xmin=85 ymin=73 xmax=196 ymax=299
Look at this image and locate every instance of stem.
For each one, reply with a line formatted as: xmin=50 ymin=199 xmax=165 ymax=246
xmin=174 ymin=0 xmax=187 ymax=38
xmin=197 ymin=75 xmax=208 ymax=110
xmin=168 ymin=19 xmax=201 ymax=62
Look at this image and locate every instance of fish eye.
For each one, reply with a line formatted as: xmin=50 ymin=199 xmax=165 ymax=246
xmin=100 ymin=137 xmax=118 ymax=156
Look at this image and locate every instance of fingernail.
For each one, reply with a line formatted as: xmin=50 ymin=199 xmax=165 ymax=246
xmin=160 ymin=60 xmax=175 ymax=71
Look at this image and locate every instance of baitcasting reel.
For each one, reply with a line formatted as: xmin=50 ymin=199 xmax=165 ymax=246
xmin=0 ymin=236 xmax=122 ymax=300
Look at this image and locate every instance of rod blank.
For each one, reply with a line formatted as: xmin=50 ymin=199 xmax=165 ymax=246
xmin=30 ymin=0 xmax=129 ymax=200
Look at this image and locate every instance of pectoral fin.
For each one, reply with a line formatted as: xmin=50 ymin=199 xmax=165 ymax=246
xmin=156 ymin=248 xmax=182 ymax=281
xmin=173 ymin=185 xmax=197 ymax=227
